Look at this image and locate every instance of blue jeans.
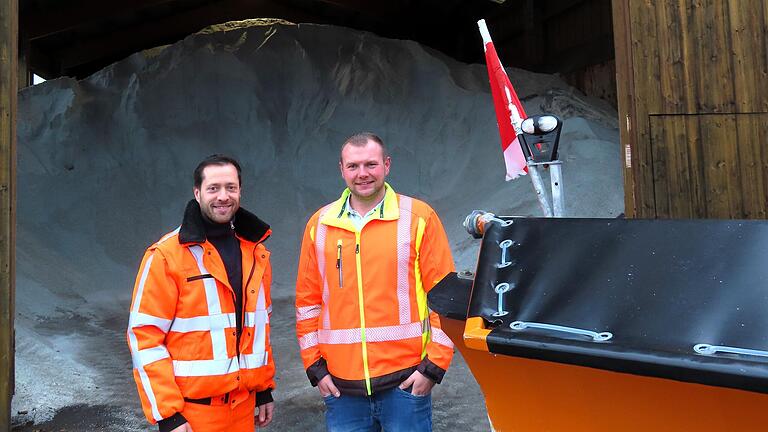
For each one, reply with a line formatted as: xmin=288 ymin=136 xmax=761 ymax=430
xmin=323 ymin=387 xmax=432 ymax=432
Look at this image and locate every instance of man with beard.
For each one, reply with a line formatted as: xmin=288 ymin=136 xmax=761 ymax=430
xmin=128 ymin=155 xmax=275 ymax=431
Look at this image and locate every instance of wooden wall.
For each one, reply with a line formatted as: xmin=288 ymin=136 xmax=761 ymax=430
xmin=614 ymin=0 xmax=768 ymax=218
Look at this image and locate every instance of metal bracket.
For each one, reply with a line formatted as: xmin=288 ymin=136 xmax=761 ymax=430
xmin=510 ymin=320 xmax=613 ymax=342
xmin=693 ymin=344 xmax=768 ymax=359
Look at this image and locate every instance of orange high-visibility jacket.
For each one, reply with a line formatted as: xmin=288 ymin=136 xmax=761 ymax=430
xmin=295 ymin=184 xmax=455 ymax=396
xmin=127 ymin=200 xmax=275 ymax=425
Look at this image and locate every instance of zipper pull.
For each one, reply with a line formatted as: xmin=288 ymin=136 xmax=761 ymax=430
xmin=356 ymin=243 xmax=359 ymax=254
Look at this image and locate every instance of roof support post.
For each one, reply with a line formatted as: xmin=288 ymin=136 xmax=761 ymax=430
xmin=0 ymin=0 xmax=18 ymax=429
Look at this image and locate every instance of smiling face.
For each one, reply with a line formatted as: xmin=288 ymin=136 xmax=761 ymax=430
xmin=339 ymin=139 xmax=391 ymax=206
xmin=194 ymin=163 xmax=241 ymax=224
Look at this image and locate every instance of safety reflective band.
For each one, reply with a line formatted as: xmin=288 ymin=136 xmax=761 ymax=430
xmin=299 ymin=331 xmax=319 ymax=350
xmin=133 ymin=345 xmax=171 ymax=368
xmin=157 ymin=227 xmax=181 ymax=245
xmin=189 ymin=245 xmax=229 ymax=361
xmin=241 ymin=284 xmax=270 ymax=370
xmin=430 ymin=328 xmax=454 ymax=349
xmin=129 ymin=312 xmax=172 ymax=333
xmin=354 ymin=231 xmax=372 ymax=394
xmin=170 ymin=313 xmax=235 ymax=332
xmin=319 ymin=321 xmax=424 ymax=344
xmin=296 ymin=304 xmax=322 ymax=321
xmin=414 ymin=216 xmax=428 ymax=357
xmin=127 ymin=252 xmax=164 ymax=421
xmin=396 ymin=196 xmax=413 ymax=325
xmin=173 ymin=357 xmax=240 ymax=377
xmin=316 ymin=206 xmax=332 ymax=330
xmin=239 ymin=351 xmax=269 ymax=369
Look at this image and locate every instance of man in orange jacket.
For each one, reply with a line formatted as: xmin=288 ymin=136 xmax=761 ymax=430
xmin=295 ymin=133 xmax=455 ymax=431
xmin=128 ymin=155 xmax=275 ymax=432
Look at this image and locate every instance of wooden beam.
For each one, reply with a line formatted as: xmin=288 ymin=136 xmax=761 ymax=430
xmin=611 ymin=0 xmax=636 ymax=217
xmin=0 ymin=0 xmax=17 ymax=429
xmin=21 ymin=0 xmax=182 ymax=41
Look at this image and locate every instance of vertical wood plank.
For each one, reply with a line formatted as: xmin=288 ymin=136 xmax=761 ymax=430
xmin=611 ymin=0 xmax=637 ymax=217
xmin=0 ymin=0 xmax=17 ymax=428
xmin=629 ymin=0 xmax=663 ymax=217
xmin=699 ymin=115 xmax=741 ymax=217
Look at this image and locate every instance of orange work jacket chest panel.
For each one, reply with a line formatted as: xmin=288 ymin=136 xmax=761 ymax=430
xmin=296 ymin=185 xmax=455 ymax=394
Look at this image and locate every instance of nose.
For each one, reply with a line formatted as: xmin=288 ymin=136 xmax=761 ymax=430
xmin=215 ymin=189 xmax=229 ymax=201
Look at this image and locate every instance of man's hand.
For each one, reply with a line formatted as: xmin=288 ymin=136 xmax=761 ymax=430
xmin=399 ymin=370 xmax=435 ymax=396
xmin=170 ymin=423 xmax=193 ymax=432
xmin=255 ymin=401 xmax=274 ymax=428
xmin=317 ymin=374 xmax=340 ymax=398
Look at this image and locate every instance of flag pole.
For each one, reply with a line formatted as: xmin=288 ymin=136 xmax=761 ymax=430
xmin=478 ymin=19 xmax=553 ymax=217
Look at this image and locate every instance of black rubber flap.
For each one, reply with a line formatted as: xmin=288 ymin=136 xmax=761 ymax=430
xmin=468 ymin=217 xmax=768 ymax=394
xmin=428 ymin=272 xmax=473 ymax=320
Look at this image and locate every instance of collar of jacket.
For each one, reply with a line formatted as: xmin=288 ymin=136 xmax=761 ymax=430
xmin=178 ymin=199 xmax=271 ymax=245
xmin=320 ymin=183 xmax=400 ymax=230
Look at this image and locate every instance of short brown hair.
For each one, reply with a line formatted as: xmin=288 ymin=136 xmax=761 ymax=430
xmin=340 ymin=132 xmax=388 ymax=160
xmin=193 ymin=154 xmax=241 ymax=189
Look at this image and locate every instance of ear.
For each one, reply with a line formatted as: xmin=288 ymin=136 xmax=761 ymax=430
xmin=193 ymin=187 xmax=201 ymax=202
xmin=339 ymin=160 xmax=344 ymax=176
xmin=383 ymin=156 xmax=391 ymax=175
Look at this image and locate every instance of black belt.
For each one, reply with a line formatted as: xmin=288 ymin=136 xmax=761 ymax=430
xmin=184 ymin=393 xmax=230 ymax=405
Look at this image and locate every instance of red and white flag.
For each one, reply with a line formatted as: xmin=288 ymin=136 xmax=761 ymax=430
xmin=478 ymin=19 xmax=528 ymax=180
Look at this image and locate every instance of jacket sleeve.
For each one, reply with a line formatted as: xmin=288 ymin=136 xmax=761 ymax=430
xmin=417 ymin=208 xmax=456 ymax=382
xmin=260 ymin=251 xmax=277 ymax=392
xmin=126 ymin=247 xmax=185 ymax=425
xmin=295 ymin=214 xmax=328 ymax=385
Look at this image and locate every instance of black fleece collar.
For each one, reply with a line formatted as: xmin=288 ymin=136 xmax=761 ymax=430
xmin=178 ymin=199 xmax=270 ymax=245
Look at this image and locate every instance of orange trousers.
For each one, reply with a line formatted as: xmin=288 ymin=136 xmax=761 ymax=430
xmin=180 ymin=391 xmax=255 ymax=432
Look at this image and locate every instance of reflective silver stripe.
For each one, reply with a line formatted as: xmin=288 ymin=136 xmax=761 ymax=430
xmin=131 ymin=254 xmax=154 ymax=314
xmin=128 ymin=312 xmax=173 ymax=333
xmin=240 ymin=351 xmax=269 ymax=369
xmin=127 ymin=253 xmax=163 ymax=421
xmin=244 ymin=310 xmax=269 ymax=327
xmin=241 ymin=283 xmax=269 ymax=370
xmin=156 ymin=227 xmax=181 ymax=246
xmin=319 ymin=322 xmax=422 ymax=345
xmin=296 ymin=305 xmax=322 ymax=321
xmin=267 ymin=304 xmax=272 ymax=315
xmin=316 ymin=206 xmax=332 ymax=329
xmin=189 ymin=245 xmax=228 ymax=360
xmin=134 ymin=345 xmax=171 ymax=368
xmin=253 ymin=285 xmax=268 ymax=363
xmin=173 ymin=357 xmax=239 ymax=377
xmin=299 ymin=331 xmax=319 ymax=350
xmin=171 ymin=313 xmax=236 ymax=333
xmin=396 ymin=196 xmax=413 ymax=325
xmin=430 ymin=327 xmax=455 ymax=349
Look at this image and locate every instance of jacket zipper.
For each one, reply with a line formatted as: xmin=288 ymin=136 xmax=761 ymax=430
xmin=336 ymin=239 xmax=343 ymax=288
xmin=238 ymin=246 xmax=258 ymax=357
xmin=354 ymin=232 xmax=372 ymax=395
